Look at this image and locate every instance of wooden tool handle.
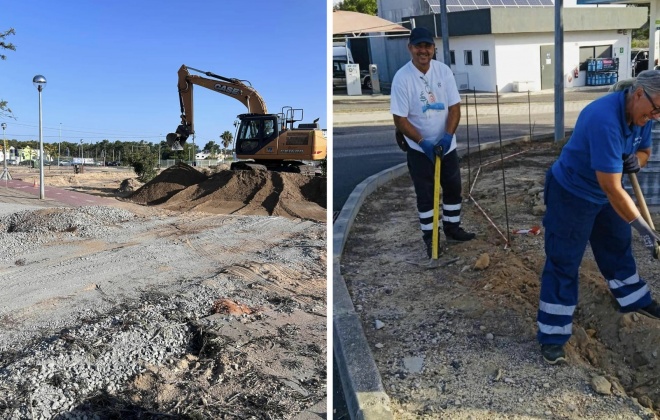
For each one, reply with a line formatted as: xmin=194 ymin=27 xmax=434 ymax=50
xmin=630 ymin=172 xmax=656 ymax=230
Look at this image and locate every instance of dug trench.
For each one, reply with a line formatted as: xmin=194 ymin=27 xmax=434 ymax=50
xmin=0 ymin=163 xmax=327 ymax=418
xmin=342 ymin=139 xmax=660 ymax=418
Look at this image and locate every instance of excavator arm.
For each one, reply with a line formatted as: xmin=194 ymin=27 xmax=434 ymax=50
xmin=166 ymin=65 xmax=268 ymax=150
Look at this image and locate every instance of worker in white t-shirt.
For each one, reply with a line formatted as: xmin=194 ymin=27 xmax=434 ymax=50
xmin=391 ymin=27 xmax=475 ymax=258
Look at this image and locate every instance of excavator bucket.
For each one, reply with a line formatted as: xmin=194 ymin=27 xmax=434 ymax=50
xmin=166 ymin=133 xmax=184 ymax=151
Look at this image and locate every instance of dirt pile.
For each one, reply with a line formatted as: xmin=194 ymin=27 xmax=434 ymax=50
xmin=127 ymin=163 xmax=326 ymax=222
xmin=343 ymin=139 xmax=660 ymax=418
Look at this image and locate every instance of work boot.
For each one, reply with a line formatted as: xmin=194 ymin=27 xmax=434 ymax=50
xmin=444 ymin=226 xmax=476 ymax=242
xmin=540 ymin=344 xmax=567 ymax=365
xmin=423 ymin=234 xmax=443 ymax=259
xmin=638 ymin=300 xmax=660 ymax=320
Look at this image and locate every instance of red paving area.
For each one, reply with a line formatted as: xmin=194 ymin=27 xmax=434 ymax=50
xmin=0 ymin=179 xmax=117 ymax=207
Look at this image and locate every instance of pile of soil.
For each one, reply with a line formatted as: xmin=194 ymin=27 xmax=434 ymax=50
xmin=127 ymin=163 xmax=326 ymax=222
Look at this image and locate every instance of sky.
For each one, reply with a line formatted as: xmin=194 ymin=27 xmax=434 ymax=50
xmin=0 ymin=0 xmax=328 ymax=150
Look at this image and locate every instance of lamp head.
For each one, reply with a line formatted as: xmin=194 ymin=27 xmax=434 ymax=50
xmin=1 ymin=123 xmax=6 ymax=130
xmin=32 ymin=75 xmax=47 ymax=91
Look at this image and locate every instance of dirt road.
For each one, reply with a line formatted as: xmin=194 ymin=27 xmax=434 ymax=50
xmin=0 ymin=165 xmax=327 ymax=418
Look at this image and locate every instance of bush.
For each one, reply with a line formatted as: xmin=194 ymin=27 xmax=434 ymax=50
xmin=128 ymin=150 xmax=158 ymax=183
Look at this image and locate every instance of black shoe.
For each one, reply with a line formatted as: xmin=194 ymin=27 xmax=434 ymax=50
xmin=638 ymin=300 xmax=660 ymax=320
xmin=445 ymin=227 xmax=476 ymax=242
xmin=541 ymin=344 xmax=566 ymax=365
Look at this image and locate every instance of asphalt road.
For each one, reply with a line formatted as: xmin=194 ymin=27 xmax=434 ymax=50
xmin=333 ymin=124 xmax=406 ymax=213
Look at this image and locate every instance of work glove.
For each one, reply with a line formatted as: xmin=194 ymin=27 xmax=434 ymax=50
xmin=630 ymin=215 xmax=660 ymax=259
xmin=419 ymin=138 xmax=442 ymax=163
xmin=438 ymin=132 xmax=454 ymax=155
xmin=623 ymin=153 xmax=641 ymax=174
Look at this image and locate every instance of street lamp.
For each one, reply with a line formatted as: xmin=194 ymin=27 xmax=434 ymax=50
xmin=0 ymin=122 xmax=10 ymax=181
xmin=33 ymin=75 xmax=46 ymax=199
xmin=58 ymin=123 xmax=61 ymax=167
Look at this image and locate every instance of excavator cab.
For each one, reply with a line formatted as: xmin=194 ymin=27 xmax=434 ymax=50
xmin=235 ymin=114 xmax=279 ymax=155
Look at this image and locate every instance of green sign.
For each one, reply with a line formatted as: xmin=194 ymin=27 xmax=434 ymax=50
xmin=620 ymin=47 xmax=624 ymax=53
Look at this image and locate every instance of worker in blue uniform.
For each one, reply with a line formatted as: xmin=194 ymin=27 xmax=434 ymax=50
xmin=538 ymin=70 xmax=660 ymax=365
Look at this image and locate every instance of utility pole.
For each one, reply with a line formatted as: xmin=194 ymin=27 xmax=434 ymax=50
xmin=58 ymin=123 xmax=61 ymax=167
xmin=1 ymin=123 xmax=11 ymax=181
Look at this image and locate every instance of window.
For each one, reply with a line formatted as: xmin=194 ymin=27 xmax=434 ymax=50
xmin=450 ymin=50 xmax=456 ymax=65
xmin=464 ymin=50 xmax=473 ymax=66
xmin=481 ymin=50 xmax=490 ymax=66
xmin=579 ymin=45 xmax=612 ymax=71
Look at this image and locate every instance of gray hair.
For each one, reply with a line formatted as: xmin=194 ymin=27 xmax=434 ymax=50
xmin=632 ymin=70 xmax=660 ymax=96
xmin=609 ymin=70 xmax=660 ymax=95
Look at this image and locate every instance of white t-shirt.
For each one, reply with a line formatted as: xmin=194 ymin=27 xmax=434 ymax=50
xmin=390 ymin=60 xmax=461 ymax=154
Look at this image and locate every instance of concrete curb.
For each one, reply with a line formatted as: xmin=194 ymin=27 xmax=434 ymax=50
xmin=332 ymin=131 xmax=572 ymax=419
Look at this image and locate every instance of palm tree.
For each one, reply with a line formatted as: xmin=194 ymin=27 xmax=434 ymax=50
xmin=220 ymin=131 xmax=233 ymax=156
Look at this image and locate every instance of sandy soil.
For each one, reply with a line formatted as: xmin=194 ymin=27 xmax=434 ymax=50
xmin=342 ymin=140 xmax=660 ymax=419
xmin=0 ymin=164 xmax=327 ymax=418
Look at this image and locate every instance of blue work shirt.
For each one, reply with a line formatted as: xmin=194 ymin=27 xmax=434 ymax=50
xmin=552 ymin=89 xmax=653 ymax=204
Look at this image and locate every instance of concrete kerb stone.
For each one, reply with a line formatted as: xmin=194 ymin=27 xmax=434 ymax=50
xmin=333 ymin=163 xmax=406 ymax=420
xmin=332 ymin=131 xmax=572 ymax=419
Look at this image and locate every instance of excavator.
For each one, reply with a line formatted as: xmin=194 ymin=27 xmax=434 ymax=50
xmin=166 ymin=65 xmax=327 ymax=172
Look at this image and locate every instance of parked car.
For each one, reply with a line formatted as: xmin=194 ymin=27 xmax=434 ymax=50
xmin=5 ymin=159 xmax=17 ymax=165
xmin=332 ymin=43 xmax=372 ymax=90
xmin=106 ymin=161 xmax=120 ymax=166
xmin=59 ymin=161 xmax=72 ymax=166
xmin=631 ymin=48 xmax=649 ymax=76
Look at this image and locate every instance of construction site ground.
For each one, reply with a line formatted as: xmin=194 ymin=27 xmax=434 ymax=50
xmin=341 ymin=139 xmax=660 ymax=419
xmin=0 ymin=164 xmax=327 ymax=419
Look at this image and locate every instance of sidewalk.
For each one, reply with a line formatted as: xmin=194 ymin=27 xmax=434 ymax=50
xmin=332 ymin=87 xmax=610 ymax=419
xmin=0 ymin=179 xmax=117 ymax=208
xmin=333 ymin=86 xmax=609 ymax=127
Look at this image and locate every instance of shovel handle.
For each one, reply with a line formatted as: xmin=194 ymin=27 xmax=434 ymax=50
xmin=630 ymin=173 xmax=655 ymax=230
xmin=431 ymin=152 xmax=442 ymax=260
xmin=629 ymin=172 xmax=660 ymax=258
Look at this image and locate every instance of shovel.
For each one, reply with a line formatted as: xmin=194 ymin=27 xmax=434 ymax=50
xmin=629 ymin=172 xmax=660 ymax=258
xmin=405 ymin=145 xmax=459 ymax=268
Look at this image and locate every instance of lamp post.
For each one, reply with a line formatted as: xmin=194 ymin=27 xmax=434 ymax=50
xmin=58 ymin=123 xmax=61 ymax=167
xmin=33 ymin=75 xmax=46 ymax=199
xmin=1 ymin=122 xmax=10 ymax=182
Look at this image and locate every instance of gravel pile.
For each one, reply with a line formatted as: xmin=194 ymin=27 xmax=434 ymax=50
xmin=0 ymin=282 xmax=218 ymax=419
xmin=0 ymin=206 xmax=134 ymax=235
xmin=0 ymin=206 xmax=135 ymax=265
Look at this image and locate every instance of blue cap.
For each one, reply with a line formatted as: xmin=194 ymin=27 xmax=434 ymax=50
xmin=409 ymin=27 xmax=434 ymax=45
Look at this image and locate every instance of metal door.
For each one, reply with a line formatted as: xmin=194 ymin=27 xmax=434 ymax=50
xmin=540 ymin=45 xmax=554 ymax=90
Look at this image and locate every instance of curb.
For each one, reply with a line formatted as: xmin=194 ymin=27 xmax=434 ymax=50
xmin=332 ymin=131 xmax=572 ymax=419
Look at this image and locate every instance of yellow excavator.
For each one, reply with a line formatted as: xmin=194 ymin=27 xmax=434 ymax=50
xmin=166 ymin=65 xmax=327 ymax=172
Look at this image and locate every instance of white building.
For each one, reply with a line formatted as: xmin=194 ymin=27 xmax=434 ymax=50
xmin=366 ymin=0 xmax=646 ymax=92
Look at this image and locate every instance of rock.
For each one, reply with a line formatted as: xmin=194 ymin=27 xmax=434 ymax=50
xmin=638 ymin=395 xmax=653 ymax=409
xmin=374 ymin=320 xmax=385 ymax=330
xmin=591 ymin=375 xmax=611 ymax=395
xmin=619 ymin=313 xmax=635 ymax=328
xmin=375 ymin=343 xmax=384 ymax=349
xmin=574 ymin=326 xmax=589 ymax=349
xmin=528 ymin=186 xmax=544 ymax=195
xmin=632 ymin=352 xmax=650 ymax=367
xmin=486 ymin=333 xmax=494 ymax=340
xmin=474 ymin=253 xmax=490 ymax=270
xmin=403 ymin=356 xmax=424 ymax=373
xmin=632 ymin=312 xmax=640 ymax=322
xmin=531 ymin=205 xmax=546 ymax=216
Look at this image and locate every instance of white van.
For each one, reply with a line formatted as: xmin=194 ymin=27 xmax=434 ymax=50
xmin=333 ymin=43 xmax=371 ymax=90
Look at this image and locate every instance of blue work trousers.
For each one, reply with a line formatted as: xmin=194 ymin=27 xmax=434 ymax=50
xmin=537 ymin=170 xmax=652 ymax=345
